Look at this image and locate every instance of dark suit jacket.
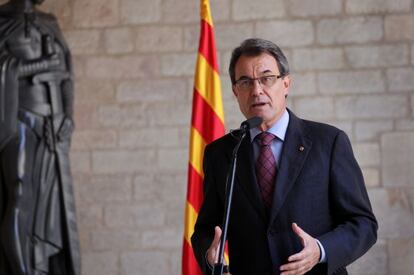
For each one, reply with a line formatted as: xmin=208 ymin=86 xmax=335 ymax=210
xmin=191 ymin=110 xmax=377 ymax=275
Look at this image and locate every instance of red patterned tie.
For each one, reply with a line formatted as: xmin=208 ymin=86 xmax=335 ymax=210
xmin=255 ymin=132 xmax=277 ymax=209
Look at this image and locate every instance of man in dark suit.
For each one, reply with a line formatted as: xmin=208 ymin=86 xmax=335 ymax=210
xmin=191 ymin=38 xmax=377 ymax=275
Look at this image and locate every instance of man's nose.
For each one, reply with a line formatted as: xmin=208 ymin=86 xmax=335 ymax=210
xmin=251 ymin=79 xmax=264 ymax=96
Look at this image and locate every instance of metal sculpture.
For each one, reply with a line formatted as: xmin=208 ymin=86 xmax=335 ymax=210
xmin=0 ymin=0 xmax=80 ymax=274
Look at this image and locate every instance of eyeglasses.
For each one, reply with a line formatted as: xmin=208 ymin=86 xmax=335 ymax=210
xmin=234 ymin=75 xmax=283 ymax=91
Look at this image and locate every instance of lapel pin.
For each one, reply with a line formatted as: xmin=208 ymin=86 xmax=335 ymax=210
xmin=299 ymin=146 xmax=305 ymax=152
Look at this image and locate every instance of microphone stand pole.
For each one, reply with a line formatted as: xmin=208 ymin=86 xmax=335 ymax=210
xmin=213 ymin=131 xmax=247 ymax=275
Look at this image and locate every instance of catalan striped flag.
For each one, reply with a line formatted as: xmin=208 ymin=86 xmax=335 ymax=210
xmin=181 ymin=0 xmax=225 ymax=274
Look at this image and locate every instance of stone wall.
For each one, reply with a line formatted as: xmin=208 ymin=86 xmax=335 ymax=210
xmin=1 ymin=0 xmax=413 ymax=274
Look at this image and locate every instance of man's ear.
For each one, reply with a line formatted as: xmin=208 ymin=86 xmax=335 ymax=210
xmin=232 ymin=85 xmax=238 ymax=97
xmin=283 ymin=75 xmax=291 ymax=98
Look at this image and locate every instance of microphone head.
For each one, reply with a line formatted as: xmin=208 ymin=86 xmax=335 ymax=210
xmin=241 ymin=116 xmax=263 ymax=130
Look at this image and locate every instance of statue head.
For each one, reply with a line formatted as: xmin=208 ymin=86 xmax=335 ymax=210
xmin=31 ymin=0 xmax=45 ymax=5
xmin=8 ymin=0 xmax=45 ymax=8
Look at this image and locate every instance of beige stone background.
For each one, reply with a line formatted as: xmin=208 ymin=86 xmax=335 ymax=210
xmin=1 ymin=0 xmax=414 ymax=274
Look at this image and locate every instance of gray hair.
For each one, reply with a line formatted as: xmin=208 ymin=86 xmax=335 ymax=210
xmin=228 ymin=38 xmax=290 ymax=84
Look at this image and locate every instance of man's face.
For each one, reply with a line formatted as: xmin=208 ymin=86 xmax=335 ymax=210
xmin=232 ymin=52 xmax=291 ymax=131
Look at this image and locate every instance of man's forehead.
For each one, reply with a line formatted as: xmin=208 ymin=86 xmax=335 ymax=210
xmin=235 ymin=53 xmax=280 ymax=75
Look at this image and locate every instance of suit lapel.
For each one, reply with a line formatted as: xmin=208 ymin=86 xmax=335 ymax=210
xmin=269 ymin=112 xmax=312 ymax=225
xmin=230 ymin=132 xmax=268 ymax=223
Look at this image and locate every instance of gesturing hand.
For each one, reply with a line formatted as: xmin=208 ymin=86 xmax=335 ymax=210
xmin=206 ymin=226 xmax=231 ymax=275
xmin=280 ymin=223 xmax=321 ymax=275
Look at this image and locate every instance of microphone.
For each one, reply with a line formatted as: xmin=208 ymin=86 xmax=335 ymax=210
xmin=240 ymin=116 xmax=263 ymax=132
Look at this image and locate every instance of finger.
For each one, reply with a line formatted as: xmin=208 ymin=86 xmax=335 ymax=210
xmin=292 ymin=223 xmax=309 ymax=246
xmin=211 ymin=226 xmax=222 ymax=248
xmin=287 ymin=250 xmax=308 ymax=262
xmin=280 ymin=260 xmax=309 ymax=275
xmin=207 ymin=226 xmax=223 ymax=265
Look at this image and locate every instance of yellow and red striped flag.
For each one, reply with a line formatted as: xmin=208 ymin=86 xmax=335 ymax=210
xmin=182 ymin=0 xmax=225 ymax=274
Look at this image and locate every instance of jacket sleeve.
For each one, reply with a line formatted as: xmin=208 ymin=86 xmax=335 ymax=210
xmin=191 ymin=144 xmax=224 ymax=274
xmin=318 ymin=131 xmax=378 ymax=275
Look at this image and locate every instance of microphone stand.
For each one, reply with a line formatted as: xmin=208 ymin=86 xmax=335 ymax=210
xmin=213 ymin=130 xmax=247 ymax=275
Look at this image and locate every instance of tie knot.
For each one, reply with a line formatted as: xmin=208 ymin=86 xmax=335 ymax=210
xmin=257 ymin=132 xmax=275 ymax=146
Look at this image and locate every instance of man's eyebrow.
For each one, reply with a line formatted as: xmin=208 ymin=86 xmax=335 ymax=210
xmin=237 ymin=70 xmax=274 ymax=80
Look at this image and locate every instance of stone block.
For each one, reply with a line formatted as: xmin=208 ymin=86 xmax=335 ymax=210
xmin=346 ymin=0 xmax=412 ymax=14
xmin=39 ymin=0 xmax=72 ymax=30
xmin=162 ymin=0 xmax=198 ymax=23
xmin=121 ymin=0 xmax=161 ymax=24
xmin=98 ymin=104 xmax=147 ymax=129
xmin=92 ymin=149 xmax=156 ymax=174
xmin=347 ymin=239 xmax=388 ymax=275
xmin=412 ymin=44 xmax=414 ymax=65
xmin=289 ymin=72 xmax=317 ymax=96
xmin=121 ymin=251 xmax=169 ymax=275
xmin=170 ymin=249 xmax=181 ymax=275
xmin=104 ymin=27 xmax=134 ymax=54
xmin=232 ymin=0 xmax=286 ymax=21
xmin=210 ymin=0 xmax=231 ymax=22
xmin=396 ymin=119 xmax=414 ymax=130
xmin=256 ymin=20 xmax=314 ymax=47
xmin=116 ymin=78 xmax=186 ymax=103
xmin=294 ymin=97 xmax=335 ymax=121
xmin=157 ymin=148 xmax=188 ymax=172
xmin=157 ymin=174 xmax=187 ymax=204
xmin=369 ymin=188 xmax=414 ymax=238
xmin=184 ymin=26 xmax=199 ymax=52
xmin=287 ymin=0 xmax=342 ymax=17
xmin=133 ymin=174 xmax=158 ymax=202
xmin=165 ymin=204 xmax=185 ymax=227
xmin=78 ymin=175 xmax=132 ymax=203
xmin=78 ymin=225 xmax=91 ymax=252
xmin=389 ymin=237 xmax=414 ymax=275
xmin=387 ymin=67 xmax=414 ymax=92
xmin=353 ymin=142 xmax=380 ymax=167
xmin=82 ymin=252 xmax=118 ymax=275
xmin=220 ymin=51 xmax=232 ymax=78
xmin=148 ymin=102 xmax=192 ymax=127
xmin=362 ymin=168 xmax=380 ymax=187
xmin=64 ymin=30 xmax=101 ymax=55
xmin=355 ymin=120 xmax=394 ymax=141
xmin=119 ymin=128 xmax=182 ymax=148
xmin=382 ymin=132 xmax=414 ymax=187
xmin=105 ymin=204 xmax=165 ymax=228
xmin=73 ymin=103 xmax=99 ymax=130
xmin=72 ymin=56 xmax=85 ymax=79
xmin=345 ymin=44 xmax=409 ymax=68
xmin=74 ymin=79 xmax=115 ymax=105
xmin=291 ymin=48 xmax=345 ymax=71
xmin=317 ymin=17 xmax=383 ymax=45
xmin=86 ymin=55 xmax=159 ymax=79
xmin=385 ymin=15 xmax=414 ymax=41
xmin=223 ymin=98 xmax=245 ymax=129
xmin=77 ymin=204 xmax=103 ymax=228
xmin=141 ymin=228 xmax=182 ymax=249
xmin=136 ymin=26 xmax=182 ymax=53
xmin=336 ymin=95 xmax=408 ymax=119
xmin=70 ymin=151 xmax=91 ymax=174
xmin=72 ymin=130 xmax=117 ymax=150
xmin=90 ymin=229 xmax=141 ymax=250
xmin=161 ymin=53 xmax=197 ymax=76
xmin=215 ymin=23 xmax=254 ymax=50
xmin=73 ymin=0 xmax=119 ymax=28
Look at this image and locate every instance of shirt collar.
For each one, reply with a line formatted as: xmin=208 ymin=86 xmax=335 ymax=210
xmin=249 ymin=109 xmax=290 ymax=142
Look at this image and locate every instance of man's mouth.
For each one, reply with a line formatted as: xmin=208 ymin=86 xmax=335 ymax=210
xmin=251 ymin=102 xmax=267 ymax=108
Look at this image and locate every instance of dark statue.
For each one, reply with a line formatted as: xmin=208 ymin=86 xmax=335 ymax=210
xmin=0 ymin=0 xmax=80 ymax=274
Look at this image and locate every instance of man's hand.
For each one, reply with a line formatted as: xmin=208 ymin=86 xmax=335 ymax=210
xmin=206 ymin=226 xmax=231 ymax=275
xmin=280 ymin=223 xmax=321 ymax=275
